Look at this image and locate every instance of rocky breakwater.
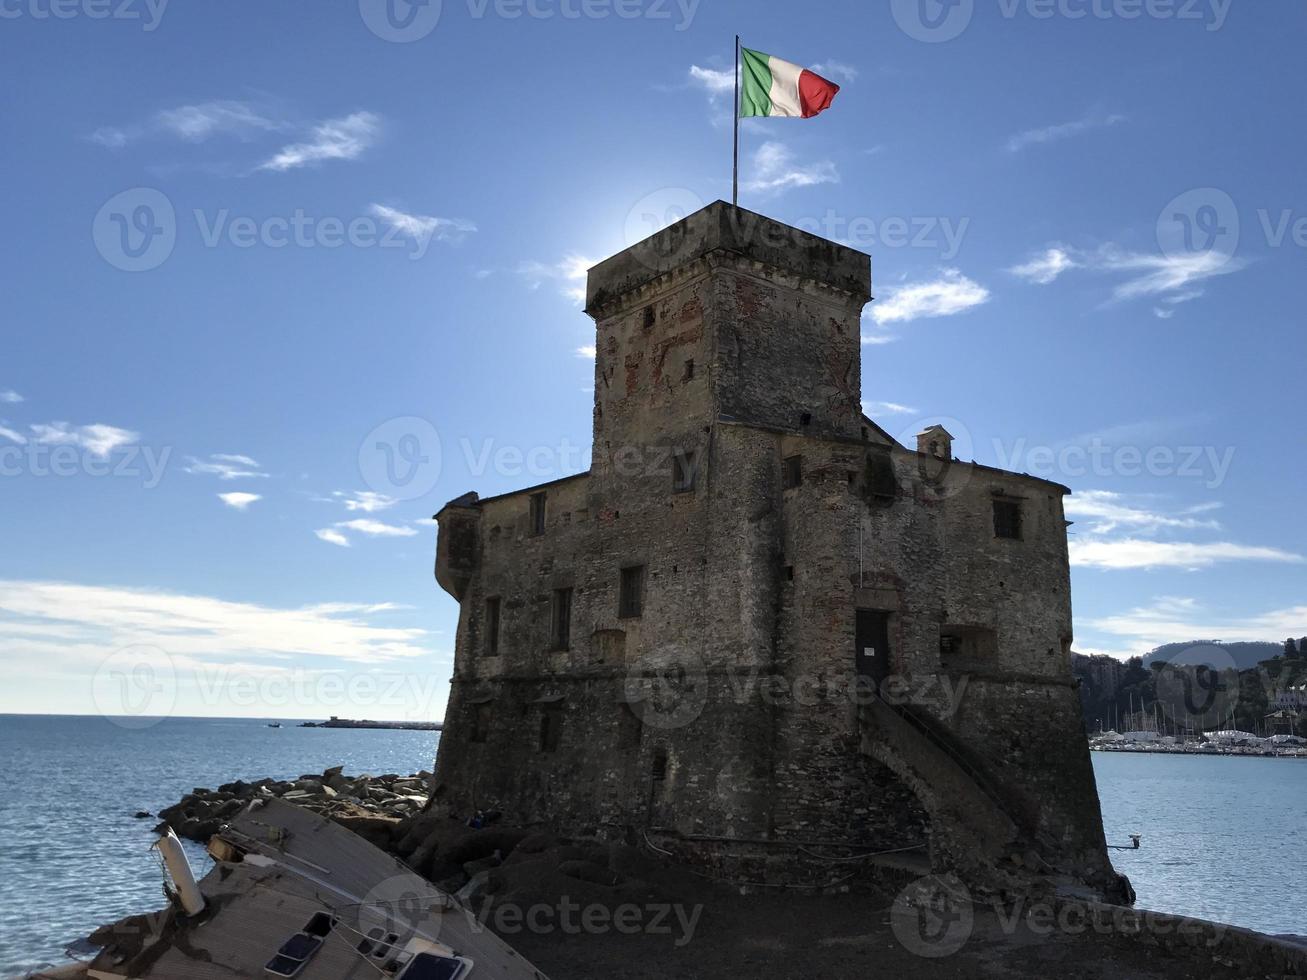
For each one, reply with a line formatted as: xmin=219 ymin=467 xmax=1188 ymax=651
xmin=155 ymin=766 xmax=433 ymax=849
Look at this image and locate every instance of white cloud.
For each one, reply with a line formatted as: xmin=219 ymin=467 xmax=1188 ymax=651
xmin=185 ymin=453 xmax=270 ymax=481
xmin=0 ymin=424 xmax=25 ymax=445
xmin=812 ymin=60 xmax=858 ymax=83
xmin=688 ymin=65 xmax=734 ymax=95
xmin=0 ymin=579 xmax=429 ymax=665
xmin=258 ymin=112 xmax=380 ymax=172
xmin=518 ymin=254 xmax=595 ymax=305
xmin=1086 ymin=596 xmax=1307 ymax=655
xmin=1065 ymin=490 xmax=1222 ymax=535
xmin=369 ymin=204 xmax=476 ymax=245
xmin=870 ymin=270 xmax=990 ymax=325
xmin=1006 ymin=111 xmax=1125 ymax=153
xmin=0 ymin=390 xmax=22 ymax=404
xmin=1069 ymin=538 xmax=1302 ymax=571
xmin=92 ymin=100 xmax=284 ymax=149
xmin=575 ymin=345 xmax=597 ymax=360
xmin=743 ymin=142 xmax=839 ymax=195
xmin=29 ymin=422 xmax=137 ymax=458
xmin=1097 ymin=248 xmax=1247 ymax=302
xmin=315 ymin=528 xmax=351 ymax=548
xmin=337 ymin=519 xmax=419 ymax=538
xmin=863 ymin=400 xmax=916 ymax=416
xmin=1009 ymin=247 xmax=1078 ymax=285
xmin=218 ymin=492 xmax=262 ymax=511
xmin=333 ymin=491 xmax=397 ymax=514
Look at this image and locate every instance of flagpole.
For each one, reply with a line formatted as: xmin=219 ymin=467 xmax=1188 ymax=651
xmin=732 ymin=34 xmax=740 ymax=208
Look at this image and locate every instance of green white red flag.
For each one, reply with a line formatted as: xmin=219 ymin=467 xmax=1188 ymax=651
xmin=739 ymin=48 xmax=841 ymax=119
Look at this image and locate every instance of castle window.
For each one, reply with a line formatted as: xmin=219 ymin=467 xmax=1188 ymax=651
xmin=529 ymin=492 xmax=546 ymax=536
xmin=864 ymin=449 xmax=898 ymax=507
xmin=673 ymin=449 xmax=697 ymax=493
xmin=619 ymin=565 xmax=645 ymax=618
xmin=471 ymin=704 xmax=492 ymax=743
xmin=540 ymin=703 xmax=563 ymax=753
xmin=683 ymin=358 xmax=695 ymax=381
xmin=782 ymin=455 xmax=803 ymax=490
xmin=642 ymin=305 xmax=656 ymax=330
xmin=550 ymin=587 xmax=573 ymax=651
xmin=800 ymin=412 xmax=812 ymax=427
xmin=651 ymin=748 xmax=668 ymax=781
xmin=485 ymin=597 xmax=501 ymax=656
xmin=993 ymin=498 xmax=1023 ymax=540
xmin=619 ymin=703 xmax=643 ymax=749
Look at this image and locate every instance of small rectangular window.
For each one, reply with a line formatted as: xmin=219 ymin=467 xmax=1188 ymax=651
xmin=540 ymin=703 xmax=563 ymax=753
xmin=782 ymin=455 xmax=803 ymax=489
xmin=651 ymin=748 xmax=668 ymax=781
xmin=683 ymin=358 xmax=695 ymax=381
xmin=485 ymin=597 xmax=501 ymax=656
xmin=619 ymin=565 xmax=645 ymax=619
xmin=529 ymin=492 xmax=546 ymax=536
xmin=673 ymin=450 xmax=697 ymax=493
xmin=993 ymin=499 xmax=1022 ymax=540
xmin=471 ymin=704 xmax=492 ymax=743
xmin=551 ymin=587 xmax=573 ymax=651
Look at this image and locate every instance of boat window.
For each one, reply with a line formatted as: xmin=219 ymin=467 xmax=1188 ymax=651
xmin=303 ymin=912 xmax=336 ymax=937
xmin=264 ymin=954 xmax=307 ymax=978
xmin=277 ymin=934 xmax=322 ymax=961
xmin=398 ymin=952 xmax=470 ymax=980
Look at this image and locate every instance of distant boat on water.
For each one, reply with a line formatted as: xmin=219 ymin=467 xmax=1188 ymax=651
xmin=266 ymin=722 xmax=282 ymax=729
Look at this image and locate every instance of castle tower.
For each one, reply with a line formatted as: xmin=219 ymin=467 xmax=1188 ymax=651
xmin=432 ymin=202 xmax=1125 ymax=900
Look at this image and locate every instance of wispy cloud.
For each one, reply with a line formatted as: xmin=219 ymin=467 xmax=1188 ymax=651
xmin=258 ymin=111 xmax=380 ymax=172
xmin=332 ymin=491 xmax=397 ymax=514
xmin=1069 ymin=538 xmax=1302 ymax=571
xmin=575 ymin=345 xmax=597 ymax=360
xmin=369 ymin=204 xmax=476 ymax=247
xmin=1086 ymin=596 xmax=1307 ymax=655
xmin=184 ymin=453 xmax=270 ymax=481
xmin=863 ymin=400 xmax=917 ymax=416
xmin=0 ymin=579 xmax=429 ymax=665
xmin=92 ymin=100 xmax=287 ymax=149
xmin=811 ymin=60 xmax=858 ymax=83
xmin=1066 ymin=490 xmax=1222 ymax=535
xmin=217 ymin=492 xmax=262 ymax=511
xmin=337 ymin=519 xmax=419 ymax=538
xmin=688 ymin=65 xmax=733 ymax=95
xmin=1009 ymin=247 xmax=1078 ymax=285
xmin=1010 ymin=244 xmax=1248 ymax=305
xmin=870 ymin=270 xmax=989 ymax=325
xmin=1006 ymin=111 xmax=1125 ymax=153
xmin=315 ymin=528 xmax=351 ymax=548
xmin=0 ymin=390 xmax=23 ymax=404
xmin=27 ymin=422 xmax=138 ymax=458
xmin=743 ymin=142 xmax=839 ymax=195
xmin=518 ymin=254 xmax=595 ymax=305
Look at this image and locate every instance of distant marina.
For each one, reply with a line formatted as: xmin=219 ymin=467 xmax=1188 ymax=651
xmin=296 ymin=716 xmax=442 ymax=732
xmin=1090 ymin=729 xmax=1307 ymax=757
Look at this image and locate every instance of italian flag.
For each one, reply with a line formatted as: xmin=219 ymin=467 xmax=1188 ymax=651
xmin=739 ymin=48 xmax=841 ymax=119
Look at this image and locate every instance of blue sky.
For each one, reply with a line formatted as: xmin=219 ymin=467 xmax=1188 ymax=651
xmin=1 ymin=0 xmax=1304 ymax=721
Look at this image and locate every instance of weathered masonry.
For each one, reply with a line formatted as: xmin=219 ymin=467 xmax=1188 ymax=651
xmin=434 ymin=202 xmax=1127 ymax=899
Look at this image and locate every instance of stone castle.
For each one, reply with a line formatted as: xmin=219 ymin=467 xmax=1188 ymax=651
xmin=433 ymin=202 xmax=1127 ymax=899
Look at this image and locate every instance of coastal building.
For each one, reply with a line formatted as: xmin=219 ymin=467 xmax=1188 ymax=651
xmin=432 ymin=202 xmax=1126 ymax=898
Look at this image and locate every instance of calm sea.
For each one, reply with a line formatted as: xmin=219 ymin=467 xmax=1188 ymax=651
xmin=0 ymin=717 xmax=1303 ymax=974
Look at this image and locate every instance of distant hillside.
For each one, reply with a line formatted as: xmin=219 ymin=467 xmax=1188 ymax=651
xmin=1142 ymin=640 xmax=1284 ymax=671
